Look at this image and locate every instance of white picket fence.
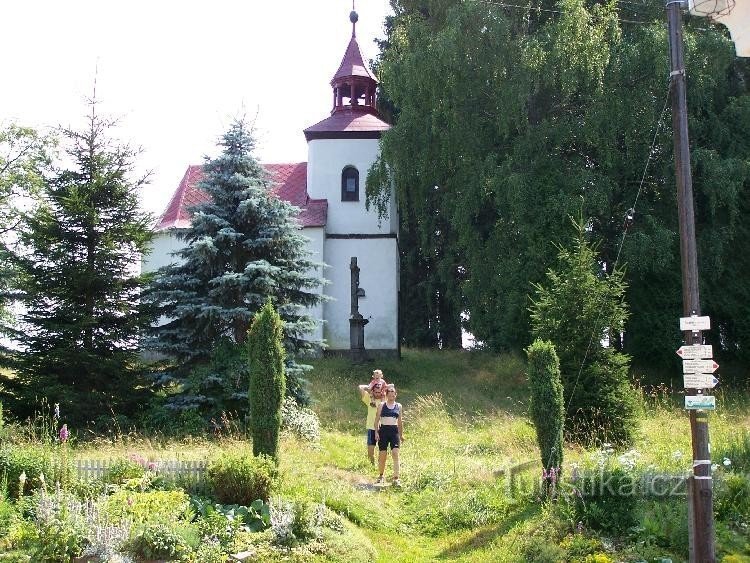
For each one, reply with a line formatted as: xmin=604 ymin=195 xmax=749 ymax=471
xmin=74 ymin=459 xmax=207 ymax=481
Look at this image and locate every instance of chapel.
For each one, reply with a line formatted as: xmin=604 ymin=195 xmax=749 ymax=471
xmin=142 ymin=10 xmax=399 ymax=356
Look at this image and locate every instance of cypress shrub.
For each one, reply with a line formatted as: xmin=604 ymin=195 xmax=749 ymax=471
xmin=526 ymin=339 xmax=565 ymax=496
xmin=247 ymin=301 xmax=286 ymax=460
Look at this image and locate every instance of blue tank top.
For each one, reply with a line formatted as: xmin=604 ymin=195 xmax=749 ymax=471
xmin=380 ymin=402 xmax=401 ymax=426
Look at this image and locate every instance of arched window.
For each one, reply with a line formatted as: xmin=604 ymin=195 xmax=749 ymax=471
xmin=341 ymin=166 xmax=359 ymax=201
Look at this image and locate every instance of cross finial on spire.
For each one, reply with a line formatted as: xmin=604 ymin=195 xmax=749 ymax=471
xmin=350 ymin=2 xmax=359 ymax=38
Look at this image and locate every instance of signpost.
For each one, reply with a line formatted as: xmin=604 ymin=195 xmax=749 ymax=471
xmin=680 ymin=315 xmax=711 ymax=331
xmin=676 ymin=344 xmax=713 ymax=359
xmin=682 ymin=359 xmax=719 ymax=374
xmin=685 ymin=395 xmax=716 ymax=410
xmin=683 ymin=373 xmax=719 ymax=389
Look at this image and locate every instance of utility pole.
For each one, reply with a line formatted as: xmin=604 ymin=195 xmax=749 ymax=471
xmin=665 ymin=1 xmax=716 ymax=561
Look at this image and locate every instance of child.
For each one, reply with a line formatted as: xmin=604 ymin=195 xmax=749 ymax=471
xmin=367 ymin=369 xmax=388 ymax=396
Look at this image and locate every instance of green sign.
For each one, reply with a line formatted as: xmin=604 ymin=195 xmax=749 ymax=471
xmin=684 ymin=395 xmax=716 ymax=410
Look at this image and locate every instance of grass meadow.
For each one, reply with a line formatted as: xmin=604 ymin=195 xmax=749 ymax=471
xmin=1 ymin=348 xmax=749 ymax=561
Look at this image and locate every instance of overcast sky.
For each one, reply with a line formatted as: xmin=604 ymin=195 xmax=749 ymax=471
xmin=1 ymin=0 xmax=392 ymax=218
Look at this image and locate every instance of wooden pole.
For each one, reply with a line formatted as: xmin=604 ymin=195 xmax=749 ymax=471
xmin=665 ymin=2 xmax=716 ymax=561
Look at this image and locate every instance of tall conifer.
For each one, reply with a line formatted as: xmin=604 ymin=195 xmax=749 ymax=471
xmin=145 ymin=119 xmax=323 ymax=403
xmin=0 ymin=105 xmax=154 ymax=423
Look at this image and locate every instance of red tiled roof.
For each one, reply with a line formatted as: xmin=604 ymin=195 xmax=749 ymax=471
xmin=331 ymin=35 xmax=377 ymax=84
xmin=155 ymin=162 xmax=327 ymax=230
xmin=304 ymin=108 xmax=390 ymax=140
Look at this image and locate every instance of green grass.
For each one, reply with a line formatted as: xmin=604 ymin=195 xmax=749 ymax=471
xmin=2 ymin=348 xmax=749 ymax=561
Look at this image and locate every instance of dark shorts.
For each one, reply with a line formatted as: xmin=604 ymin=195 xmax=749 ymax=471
xmin=367 ymin=429 xmax=377 ymax=446
xmin=378 ymin=425 xmax=400 ymax=451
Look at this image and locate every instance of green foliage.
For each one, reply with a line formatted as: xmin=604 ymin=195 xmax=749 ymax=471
xmin=0 ymin=107 xmax=155 ymax=425
xmin=372 ymin=0 xmax=750 ymax=379
xmin=715 ymin=472 xmax=750 ymax=527
xmin=100 ymin=458 xmax=146 ymax=485
xmin=0 ymin=446 xmax=58 ymax=498
xmin=281 ymin=397 xmax=320 ymax=443
xmin=530 ymin=219 xmax=637 ymax=446
xmin=563 ymin=467 xmax=638 ymax=535
xmin=145 ymin=118 xmax=321 ymax=403
xmin=526 ymin=339 xmax=565 ymax=494
xmin=248 ymin=301 xmax=286 ymax=460
xmin=32 ymin=516 xmax=88 ymax=562
xmin=632 ymin=500 xmax=689 ymax=554
xmin=103 ymin=489 xmax=193 ymax=525
xmin=205 ymin=452 xmax=277 ymax=505
xmin=123 ymin=522 xmax=195 ymax=561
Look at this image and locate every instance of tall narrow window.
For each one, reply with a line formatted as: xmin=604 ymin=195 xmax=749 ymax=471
xmin=341 ymin=166 xmax=359 ymax=201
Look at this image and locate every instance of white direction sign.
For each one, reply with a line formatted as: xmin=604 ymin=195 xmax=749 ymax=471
xmin=682 ymin=359 xmax=719 ymax=374
xmin=685 ymin=395 xmax=716 ymax=410
xmin=680 ymin=316 xmax=711 ymax=331
xmin=676 ymin=344 xmax=713 ymax=360
xmin=683 ymin=373 xmax=719 ymax=389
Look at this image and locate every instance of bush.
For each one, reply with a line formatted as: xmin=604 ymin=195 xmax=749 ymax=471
xmin=529 ymin=218 xmax=637 ymax=447
xmin=715 ymin=472 xmax=750 ymax=526
xmin=281 ymin=397 xmax=320 ymax=442
xmin=101 ymin=458 xmax=146 ymax=485
xmin=563 ymin=467 xmax=638 ymax=535
xmin=32 ymin=516 xmax=89 ymax=562
xmin=526 ymin=339 xmax=565 ymax=496
xmin=0 ymin=445 xmax=59 ymax=498
xmin=123 ymin=522 xmax=195 ymax=561
xmin=103 ymin=489 xmax=193 ymax=525
xmin=248 ymin=301 xmax=286 ymax=460
xmin=205 ymin=452 xmax=277 ymax=505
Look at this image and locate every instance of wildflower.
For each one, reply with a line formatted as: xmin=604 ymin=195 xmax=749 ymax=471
xmin=672 ymin=450 xmax=684 ymax=460
xmin=576 ymin=521 xmax=584 ymax=533
xmin=722 ymin=458 xmax=731 ymax=467
xmin=53 ymin=403 xmax=60 ymax=421
xmin=147 ymin=462 xmax=157 ymax=472
xmin=59 ymin=424 xmax=69 ymax=443
xmin=19 ymin=471 xmax=26 ymax=484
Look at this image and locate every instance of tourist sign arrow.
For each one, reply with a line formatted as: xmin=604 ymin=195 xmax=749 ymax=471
xmin=679 ymin=315 xmax=711 ymax=331
xmin=676 ymin=344 xmax=713 ymax=359
xmin=683 ymin=373 xmax=719 ymax=389
xmin=685 ymin=395 xmax=716 ymax=410
xmin=682 ymin=359 xmax=719 ymax=374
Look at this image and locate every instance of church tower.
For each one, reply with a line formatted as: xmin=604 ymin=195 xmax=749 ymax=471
xmin=304 ymin=9 xmax=399 ymax=355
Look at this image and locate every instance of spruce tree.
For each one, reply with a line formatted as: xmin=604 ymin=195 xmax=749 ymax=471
xmin=247 ymin=300 xmax=285 ymax=460
xmin=0 ymin=105 xmax=155 ymax=424
xmin=529 ymin=217 xmax=638 ymax=447
xmin=145 ymin=118 xmax=323 ymax=404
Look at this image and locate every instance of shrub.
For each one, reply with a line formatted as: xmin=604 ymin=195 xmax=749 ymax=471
xmin=101 ymin=458 xmax=146 ymax=485
xmin=529 ymin=217 xmax=637 ymax=447
xmin=715 ymin=472 xmax=750 ymax=526
xmin=103 ymin=489 xmax=192 ymax=525
xmin=247 ymin=300 xmax=286 ymax=460
xmin=205 ymin=452 xmax=277 ymax=505
xmin=0 ymin=445 xmax=59 ymax=497
xmin=123 ymin=522 xmax=195 ymax=561
xmin=32 ymin=515 xmax=89 ymax=562
xmin=281 ymin=397 xmax=320 ymax=442
xmin=563 ymin=467 xmax=638 ymax=535
xmin=526 ymin=339 xmax=565 ymax=496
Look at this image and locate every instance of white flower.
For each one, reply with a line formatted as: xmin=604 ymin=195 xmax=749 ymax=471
xmin=671 ymin=450 xmax=684 ymax=460
xmin=722 ymin=458 xmax=731 ymax=467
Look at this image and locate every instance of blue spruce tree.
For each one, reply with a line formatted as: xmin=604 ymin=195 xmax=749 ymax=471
xmin=146 ymin=118 xmax=324 ymax=406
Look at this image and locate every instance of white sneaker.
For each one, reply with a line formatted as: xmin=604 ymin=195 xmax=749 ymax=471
xmin=374 ymin=475 xmax=385 ymax=485
xmin=392 ymin=478 xmax=402 ymax=487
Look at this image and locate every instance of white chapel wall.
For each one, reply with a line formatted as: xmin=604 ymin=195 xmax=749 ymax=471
xmin=306 ymin=138 xmax=392 ymax=234
xmin=322 ymin=237 xmax=398 ymax=351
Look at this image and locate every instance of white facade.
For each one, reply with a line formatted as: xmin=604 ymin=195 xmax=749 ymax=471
xmin=306 ymin=137 xmax=399 ymax=352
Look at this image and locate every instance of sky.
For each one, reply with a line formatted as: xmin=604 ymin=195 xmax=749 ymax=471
xmin=1 ymin=0 xmax=393 ymax=219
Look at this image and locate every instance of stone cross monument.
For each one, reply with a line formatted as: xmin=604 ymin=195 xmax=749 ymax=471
xmin=349 ymin=257 xmax=368 ymax=362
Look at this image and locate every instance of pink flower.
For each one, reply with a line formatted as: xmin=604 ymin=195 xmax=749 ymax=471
xmin=147 ymin=462 xmax=157 ymax=471
xmin=59 ymin=424 xmax=69 ymax=443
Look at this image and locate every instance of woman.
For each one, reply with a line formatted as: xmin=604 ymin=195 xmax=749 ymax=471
xmin=373 ymin=384 xmax=404 ymax=486
xmin=357 ymin=379 xmax=385 ymax=465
